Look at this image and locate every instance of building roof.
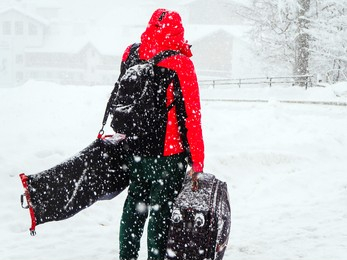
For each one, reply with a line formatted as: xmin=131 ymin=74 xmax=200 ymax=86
xmin=186 ymin=25 xmax=249 ymax=43
xmin=0 ymin=6 xmax=49 ymax=25
xmin=26 ymin=22 xmax=142 ymax=56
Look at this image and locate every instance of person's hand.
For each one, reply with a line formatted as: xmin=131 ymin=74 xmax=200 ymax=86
xmin=188 ymin=169 xmax=202 ymax=191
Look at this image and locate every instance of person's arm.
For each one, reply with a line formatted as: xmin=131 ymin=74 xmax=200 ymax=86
xmin=175 ymin=56 xmax=205 ymax=173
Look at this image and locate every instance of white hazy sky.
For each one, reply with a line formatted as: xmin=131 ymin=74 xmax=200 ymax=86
xmin=2 ymin=0 xmax=247 ymax=26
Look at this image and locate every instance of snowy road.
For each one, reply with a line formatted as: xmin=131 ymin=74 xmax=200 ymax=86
xmin=0 ymin=82 xmax=346 ymax=260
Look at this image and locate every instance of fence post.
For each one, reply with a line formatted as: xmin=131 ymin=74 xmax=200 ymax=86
xmin=269 ymin=77 xmax=272 ymax=87
xmin=213 ymin=80 xmax=215 ymax=88
xmin=238 ymin=79 xmax=241 ymax=88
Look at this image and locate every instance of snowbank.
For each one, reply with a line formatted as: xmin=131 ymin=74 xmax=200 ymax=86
xmin=200 ymin=83 xmax=347 ymax=104
xmin=0 ymin=81 xmax=346 ymax=260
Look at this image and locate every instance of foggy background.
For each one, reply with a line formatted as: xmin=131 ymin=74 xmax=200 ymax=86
xmin=1 ymin=0 xmax=346 ymax=88
xmin=1 ymin=2 xmax=347 ymax=260
xmin=0 ymin=0 xmax=256 ymax=88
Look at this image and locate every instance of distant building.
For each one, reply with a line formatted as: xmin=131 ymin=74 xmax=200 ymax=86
xmin=0 ymin=1 xmax=246 ymax=87
xmin=182 ymin=0 xmax=245 ymax=25
xmin=0 ymin=7 xmax=119 ymax=87
xmin=189 ymin=28 xmax=235 ymax=78
xmin=0 ymin=7 xmax=48 ymax=86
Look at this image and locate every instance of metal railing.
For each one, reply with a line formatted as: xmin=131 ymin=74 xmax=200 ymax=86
xmin=199 ymin=75 xmax=314 ymax=89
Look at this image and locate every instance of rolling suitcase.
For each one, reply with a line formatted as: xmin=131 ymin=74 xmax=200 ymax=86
xmin=165 ymin=173 xmax=231 ymax=260
xmin=19 ymin=134 xmax=130 ymax=235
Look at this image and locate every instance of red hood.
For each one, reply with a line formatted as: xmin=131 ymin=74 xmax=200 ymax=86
xmin=140 ymin=8 xmax=192 ymax=59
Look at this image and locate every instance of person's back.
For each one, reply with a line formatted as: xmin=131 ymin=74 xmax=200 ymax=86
xmin=115 ymin=9 xmax=205 ymax=260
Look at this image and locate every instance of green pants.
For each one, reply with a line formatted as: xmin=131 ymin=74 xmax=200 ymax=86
xmin=119 ymin=153 xmax=187 ymax=260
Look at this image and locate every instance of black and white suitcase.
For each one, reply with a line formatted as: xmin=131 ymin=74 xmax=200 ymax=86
xmin=165 ymin=173 xmax=231 ymax=260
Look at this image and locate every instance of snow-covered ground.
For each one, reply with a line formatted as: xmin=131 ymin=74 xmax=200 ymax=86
xmin=0 ymin=81 xmax=347 ymax=260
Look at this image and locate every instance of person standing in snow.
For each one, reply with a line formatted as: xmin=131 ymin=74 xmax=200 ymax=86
xmin=115 ymin=9 xmax=204 ymax=260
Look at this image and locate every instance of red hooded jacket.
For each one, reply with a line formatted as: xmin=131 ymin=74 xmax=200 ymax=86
xmin=120 ymin=9 xmax=204 ymax=173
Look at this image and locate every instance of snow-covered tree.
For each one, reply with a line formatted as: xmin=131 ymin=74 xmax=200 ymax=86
xmin=309 ymin=1 xmax=347 ymax=83
xmin=238 ymin=0 xmax=347 ymax=84
xmin=294 ymin=0 xmax=310 ymax=85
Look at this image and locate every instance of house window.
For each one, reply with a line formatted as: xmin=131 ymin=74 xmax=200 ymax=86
xmin=16 ymin=55 xmax=23 ymax=64
xmin=46 ymin=71 xmax=53 ymax=79
xmin=15 ymin=21 xmax=24 ymax=35
xmin=29 ymin=71 xmax=39 ymax=79
xmin=16 ymin=71 xmax=24 ymax=81
xmin=2 ymin=21 xmax=11 ymax=35
xmin=29 ymin=23 xmax=38 ymax=35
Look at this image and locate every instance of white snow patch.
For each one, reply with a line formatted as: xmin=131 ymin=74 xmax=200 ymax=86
xmin=0 ymin=80 xmax=347 ymax=260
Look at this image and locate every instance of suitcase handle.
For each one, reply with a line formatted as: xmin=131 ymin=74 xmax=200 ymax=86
xmin=192 ymin=179 xmax=199 ymax=191
xmin=20 ymin=194 xmax=29 ymax=209
xmin=190 ymin=170 xmax=202 ymax=192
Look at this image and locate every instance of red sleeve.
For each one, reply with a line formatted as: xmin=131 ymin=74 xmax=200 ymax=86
xmin=181 ymin=58 xmax=205 ymax=172
xmin=164 ymin=56 xmax=205 ymax=172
